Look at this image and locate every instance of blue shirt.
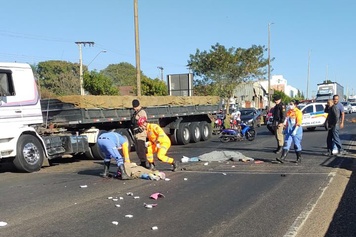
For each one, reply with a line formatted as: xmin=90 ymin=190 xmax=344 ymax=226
xmin=99 ymin=132 xmax=127 ymax=148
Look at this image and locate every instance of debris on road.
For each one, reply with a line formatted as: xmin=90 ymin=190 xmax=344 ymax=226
xmin=126 ymin=192 xmax=133 ymax=196
xmin=150 ymin=193 xmax=165 ymax=200
xmin=151 ymin=226 xmax=158 ymax=230
xmin=112 ymin=221 xmax=119 ymax=225
xmin=125 ymin=214 xmax=133 ymax=218
xmin=0 ymin=221 xmax=7 ymax=227
xmin=144 ymin=203 xmax=158 ymax=209
xmin=80 ymin=185 xmax=88 ymax=188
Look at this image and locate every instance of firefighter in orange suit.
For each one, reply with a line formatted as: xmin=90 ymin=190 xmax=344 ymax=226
xmin=137 ymin=117 xmax=178 ymax=171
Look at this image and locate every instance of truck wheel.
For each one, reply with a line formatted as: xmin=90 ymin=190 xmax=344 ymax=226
xmin=115 ymin=129 xmax=133 ymax=150
xmin=189 ymin=122 xmax=201 ymax=143
xmin=90 ymin=130 xmax=106 ymax=160
xmin=14 ymin=134 xmax=44 ymax=172
xmin=176 ymin=122 xmax=190 ymax=145
xmin=199 ymin=121 xmax=212 ymax=141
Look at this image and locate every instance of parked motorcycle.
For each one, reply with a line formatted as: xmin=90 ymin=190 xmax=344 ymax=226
xmin=219 ymin=122 xmax=256 ymax=142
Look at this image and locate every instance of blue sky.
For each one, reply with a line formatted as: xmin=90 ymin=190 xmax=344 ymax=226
xmin=1 ymin=0 xmax=355 ymax=98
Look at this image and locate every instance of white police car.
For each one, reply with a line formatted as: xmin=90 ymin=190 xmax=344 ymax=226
xmin=297 ymin=102 xmax=328 ymax=131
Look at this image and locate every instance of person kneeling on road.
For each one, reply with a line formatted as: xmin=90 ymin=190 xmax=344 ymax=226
xmin=97 ymin=131 xmax=131 ymax=180
xmin=137 ymin=117 xmax=178 ymax=172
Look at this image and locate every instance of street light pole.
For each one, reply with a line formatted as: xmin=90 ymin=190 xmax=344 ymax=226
xmin=87 ymin=50 xmax=107 ymax=67
xmin=157 ymin=66 xmax=164 ymax=81
xmin=134 ymin=0 xmax=141 ymax=96
xmin=267 ymin=23 xmax=273 ymax=109
xmin=75 ymin=41 xmax=94 ymax=95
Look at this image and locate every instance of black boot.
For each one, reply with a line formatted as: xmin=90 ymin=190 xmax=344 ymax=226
xmin=118 ymin=164 xmax=131 ymax=180
xmin=276 ymin=149 xmax=288 ymax=163
xmin=274 ymin=146 xmax=282 ymax=154
xmin=172 ymin=161 xmax=178 ymax=172
xmin=100 ymin=161 xmax=110 ymax=177
xmin=140 ymin=161 xmax=149 ymax=169
xmin=296 ymin=151 xmax=302 ymax=163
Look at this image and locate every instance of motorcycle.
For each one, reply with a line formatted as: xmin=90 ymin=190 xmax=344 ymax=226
xmin=219 ymin=122 xmax=256 ymax=143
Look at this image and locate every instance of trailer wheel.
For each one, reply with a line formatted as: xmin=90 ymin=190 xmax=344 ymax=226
xmin=199 ymin=121 xmax=212 ymax=141
xmin=13 ymin=134 xmax=44 ymax=172
xmin=189 ymin=122 xmax=201 ymax=143
xmin=115 ymin=129 xmax=133 ymax=150
xmin=176 ymin=122 xmax=190 ymax=145
xmin=90 ymin=130 xmax=106 ymax=160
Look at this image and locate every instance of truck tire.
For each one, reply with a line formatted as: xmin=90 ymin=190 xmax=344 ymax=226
xmin=115 ymin=129 xmax=133 ymax=150
xmin=199 ymin=121 xmax=212 ymax=141
xmin=90 ymin=130 xmax=107 ymax=160
xmin=189 ymin=122 xmax=201 ymax=143
xmin=176 ymin=122 xmax=190 ymax=145
xmin=13 ymin=134 xmax=44 ymax=172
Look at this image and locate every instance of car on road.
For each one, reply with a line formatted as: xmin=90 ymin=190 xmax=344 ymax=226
xmin=341 ymin=101 xmax=353 ymax=114
xmin=297 ymin=102 xmax=328 ymax=131
xmin=266 ymin=107 xmax=275 ymax=134
xmin=239 ymin=108 xmax=262 ymax=128
xmin=351 ymin=102 xmax=356 ymax=113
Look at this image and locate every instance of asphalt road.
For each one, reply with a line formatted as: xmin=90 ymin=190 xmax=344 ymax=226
xmin=1 ymin=114 xmax=356 ymax=237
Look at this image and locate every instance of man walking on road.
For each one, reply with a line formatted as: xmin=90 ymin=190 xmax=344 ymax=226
xmin=332 ymin=94 xmax=347 ymax=155
xmin=324 ymin=99 xmax=340 ymax=156
xmin=272 ymin=95 xmax=286 ymax=154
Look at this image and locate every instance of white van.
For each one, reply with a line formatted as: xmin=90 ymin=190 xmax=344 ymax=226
xmin=297 ymin=102 xmax=328 ymax=131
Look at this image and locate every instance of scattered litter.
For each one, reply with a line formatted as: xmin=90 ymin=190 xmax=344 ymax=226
xmin=150 ymin=193 xmax=165 ymax=200
xmin=108 ymin=197 xmax=113 ymax=200
xmin=184 ymin=178 xmax=188 ymax=181
xmin=222 ymin=173 xmax=227 ymax=175
xmin=80 ymin=185 xmax=88 ymax=188
xmin=231 ymin=165 xmax=235 ymax=168
xmin=181 ymin=156 xmax=189 ymax=163
xmin=126 ymin=192 xmax=133 ymax=196
xmin=204 ymin=162 xmax=209 ymax=166
xmin=115 ymin=204 xmax=121 ymax=207
xmin=164 ymin=178 xmax=170 ymax=181
xmin=119 ymin=197 xmax=124 ymax=200
xmin=151 ymin=226 xmax=158 ymax=230
xmin=144 ymin=203 xmax=158 ymax=209
xmin=112 ymin=221 xmax=119 ymax=225
xmin=189 ymin=157 xmax=200 ymax=162
xmin=112 ymin=198 xmax=118 ymax=202
xmin=125 ymin=214 xmax=133 ymax=218
xmin=134 ymin=196 xmax=140 ymax=199
xmin=0 ymin=221 xmax=8 ymax=227
xmin=254 ymin=160 xmax=264 ymax=164
xmin=281 ymin=174 xmax=286 ymax=177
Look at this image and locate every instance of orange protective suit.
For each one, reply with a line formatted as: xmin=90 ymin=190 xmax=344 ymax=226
xmin=146 ymin=123 xmax=174 ymax=164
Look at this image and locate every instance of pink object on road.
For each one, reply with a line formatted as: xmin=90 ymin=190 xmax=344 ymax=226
xmin=150 ymin=193 xmax=165 ymax=200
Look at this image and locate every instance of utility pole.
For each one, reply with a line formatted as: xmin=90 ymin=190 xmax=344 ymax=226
xmin=134 ymin=0 xmax=141 ymax=96
xmin=307 ymin=50 xmax=311 ymax=99
xmin=267 ymin=23 xmax=273 ymax=109
xmin=157 ymin=66 xmax=164 ymax=81
xmin=75 ymin=41 xmax=94 ymax=95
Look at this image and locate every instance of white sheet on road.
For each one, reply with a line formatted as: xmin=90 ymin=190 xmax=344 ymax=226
xmin=198 ymin=150 xmax=253 ymax=162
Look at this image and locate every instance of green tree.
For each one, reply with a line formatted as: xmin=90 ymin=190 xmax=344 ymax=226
xmin=37 ymin=60 xmax=81 ymax=96
xmin=83 ymin=71 xmax=119 ymax=95
xmin=101 ymin=62 xmax=137 ymax=86
xmin=141 ymin=78 xmax=168 ymax=96
xmin=188 ymin=43 xmax=268 ymax=111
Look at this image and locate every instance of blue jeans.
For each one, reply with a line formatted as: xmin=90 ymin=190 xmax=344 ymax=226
xmin=332 ymin=124 xmax=342 ymax=151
